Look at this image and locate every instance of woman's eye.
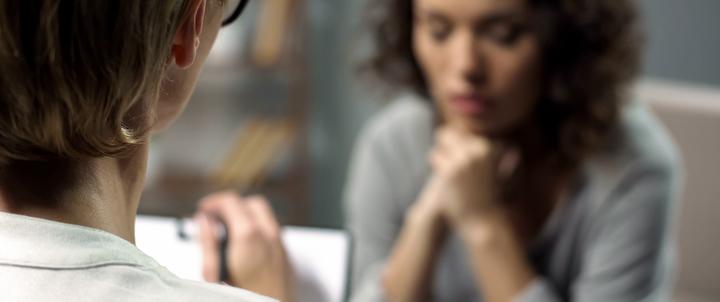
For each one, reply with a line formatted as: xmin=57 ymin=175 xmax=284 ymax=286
xmin=430 ymin=28 xmax=450 ymax=41
xmin=426 ymin=21 xmax=451 ymax=42
xmin=485 ymin=24 xmax=525 ymax=46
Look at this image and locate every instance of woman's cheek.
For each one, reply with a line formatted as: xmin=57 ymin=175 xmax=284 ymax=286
xmin=490 ymin=44 xmax=543 ymax=130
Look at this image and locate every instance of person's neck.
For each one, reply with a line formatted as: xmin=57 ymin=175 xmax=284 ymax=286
xmin=0 ymin=144 xmax=149 ymax=243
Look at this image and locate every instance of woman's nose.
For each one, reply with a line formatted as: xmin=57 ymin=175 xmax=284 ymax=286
xmin=450 ymin=31 xmax=486 ymax=85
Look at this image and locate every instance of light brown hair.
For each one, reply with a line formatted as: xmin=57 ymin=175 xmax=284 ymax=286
xmin=0 ymin=0 xmax=191 ymax=168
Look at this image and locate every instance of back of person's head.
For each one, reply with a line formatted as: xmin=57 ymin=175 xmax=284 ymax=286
xmin=0 ymin=1 xmax=191 ymax=167
xmin=0 ymin=0 xmax=198 ymax=207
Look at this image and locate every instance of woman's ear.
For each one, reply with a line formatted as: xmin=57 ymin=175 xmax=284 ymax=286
xmin=171 ymin=0 xmax=206 ymax=69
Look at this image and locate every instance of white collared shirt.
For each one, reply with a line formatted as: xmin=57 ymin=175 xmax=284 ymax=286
xmin=0 ymin=212 xmax=276 ymax=302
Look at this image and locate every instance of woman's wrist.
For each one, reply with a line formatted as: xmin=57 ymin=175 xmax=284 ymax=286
xmin=383 ymin=199 xmax=448 ymax=302
xmin=454 ymin=207 xmax=515 ymax=251
xmin=406 ymin=202 xmax=447 ymax=241
xmin=454 ymin=207 xmax=536 ymax=301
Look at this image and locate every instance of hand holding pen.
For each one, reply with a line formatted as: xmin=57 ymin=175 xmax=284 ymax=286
xmin=195 ymin=192 xmax=295 ymax=302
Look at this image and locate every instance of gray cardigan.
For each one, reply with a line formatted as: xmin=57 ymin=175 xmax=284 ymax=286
xmin=343 ymin=95 xmax=682 ymax=302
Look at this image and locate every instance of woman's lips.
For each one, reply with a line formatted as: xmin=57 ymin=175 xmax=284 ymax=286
xmin=450 ymin=94 xmax=492 ymax=116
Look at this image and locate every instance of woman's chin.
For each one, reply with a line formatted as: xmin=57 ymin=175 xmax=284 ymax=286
xmin=446 ymin=117 xmax=494 ymax=136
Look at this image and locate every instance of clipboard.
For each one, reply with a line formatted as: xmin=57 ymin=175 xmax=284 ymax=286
xmin=135 ymin=215 xmax=351 ymax=302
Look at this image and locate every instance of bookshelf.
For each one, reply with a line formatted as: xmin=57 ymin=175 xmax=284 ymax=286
xmin=140 ymin=0 xmax=312 ymax=225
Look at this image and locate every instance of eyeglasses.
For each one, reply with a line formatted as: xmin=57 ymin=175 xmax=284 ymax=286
xmin=222 ymin=0 xmax=249 ymax=27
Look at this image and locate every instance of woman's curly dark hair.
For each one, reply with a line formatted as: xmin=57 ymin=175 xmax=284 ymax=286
xmin=367 ymin=0 xmax=643 ymax=164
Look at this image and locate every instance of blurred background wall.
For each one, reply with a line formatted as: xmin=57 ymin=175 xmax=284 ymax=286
xmin=640 ymin=0 xmax=720 ymax=86
xmin=638 ymin=3 xmax=720 ymax=302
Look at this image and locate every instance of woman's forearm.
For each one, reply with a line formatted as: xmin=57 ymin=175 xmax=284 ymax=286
xmin=456 ymin=210 xmax=535 ymax=302
xmin=382 ymin=206 xmax=446 ymax=302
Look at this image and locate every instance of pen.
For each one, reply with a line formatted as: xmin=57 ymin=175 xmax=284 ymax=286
xmin=216 ymin=218 xmax=230 ymax=283
xmin=176 ymin=216 xmax=230 ymax=283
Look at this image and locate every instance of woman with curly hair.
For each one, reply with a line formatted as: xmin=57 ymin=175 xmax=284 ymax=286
xmin=344 ymin=0 xmax=681 ymax=301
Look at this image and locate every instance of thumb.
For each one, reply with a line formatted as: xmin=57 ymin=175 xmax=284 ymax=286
xmin=195 ymin=213 xmax=220 ymax=283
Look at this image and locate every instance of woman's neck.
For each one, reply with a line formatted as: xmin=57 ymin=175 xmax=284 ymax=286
xmin=0 ymin=144 xmax=149 ymax=243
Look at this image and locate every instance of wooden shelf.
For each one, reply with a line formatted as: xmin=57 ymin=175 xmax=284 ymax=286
xmin=141 ymin=0 xmax=313 ymax=225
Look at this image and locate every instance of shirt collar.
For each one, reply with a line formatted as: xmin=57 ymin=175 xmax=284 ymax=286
xmin=0 ymin=211 xmax=160 ymax=270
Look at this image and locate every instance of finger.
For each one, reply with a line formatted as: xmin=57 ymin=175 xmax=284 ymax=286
xmin=435 ymin=127 xmax=464 ymax=161
xmin=498 ymin=148 xmax=521 ymax=180
xmin=429 ymin=147 xmax=450 ymax=173
xmin=245 ymin=196 xmax=281 ymax=241
xmin=198 ymin=191 xmax=254 ymax=234
xmin=197 ymin=192 xmax=270 ymax=269
xmin=441 ymin=126 xmax=490 ymax=158
xmin=435 ymin=126 xmax=457 ymax=148
xmin=198 ymin=191 xmax=241 ymax=213
xmin=195 ymin=213 xmax=220 ymax=283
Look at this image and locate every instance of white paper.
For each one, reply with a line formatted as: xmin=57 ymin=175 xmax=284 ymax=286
xmin=135 ymin=215 xmax=350 ymax=302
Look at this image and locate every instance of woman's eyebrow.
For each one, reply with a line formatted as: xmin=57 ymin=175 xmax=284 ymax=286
xmin=416 ymin=10 xmax=452 ymax=23
xmin=475 ymin=10 xmax=522 ymax=27
xmin=415 ymin=8 xmax=523 ymax=26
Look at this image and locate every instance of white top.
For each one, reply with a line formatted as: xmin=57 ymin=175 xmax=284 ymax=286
xmin=0 ymin=212 xmax=276 ymax=302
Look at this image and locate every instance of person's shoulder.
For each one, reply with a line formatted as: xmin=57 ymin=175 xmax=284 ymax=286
xmin=618 ymin=101 xmax=680 ymax=169
xmin=372 ymin=93 xmax=434 ymax=125
xmin=109 ymin=263 xmax=276 ymax=302
xmin=357 ymin=93 xmax=434 ymax=153
xmin=582 ymin=101 xmax=682 ymax=209
xmin=590 ymin=101 xmax=679 ymax=172
xmin=161 ymin=277 xmax=277 ymax=302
